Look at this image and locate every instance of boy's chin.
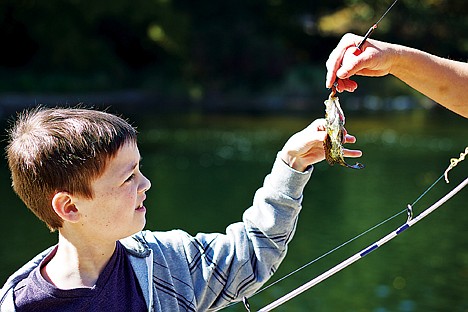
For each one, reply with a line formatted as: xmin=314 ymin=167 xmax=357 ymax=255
xmin=121 ymin=221 xmax=146 ymax=239
xmin=134 ymin=220 xmax=146 ymax=234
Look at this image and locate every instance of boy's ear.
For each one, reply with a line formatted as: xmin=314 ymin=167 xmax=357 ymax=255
xmin=52 ymin=192 xmax=80 ymax=223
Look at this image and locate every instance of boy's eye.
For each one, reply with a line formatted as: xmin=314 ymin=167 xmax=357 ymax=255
xmin=125 ymin=173 xmax=136 ymax=183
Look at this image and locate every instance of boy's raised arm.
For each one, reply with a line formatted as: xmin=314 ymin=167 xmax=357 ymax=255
xmin=143 ymin=119 xmax=362 ymax=311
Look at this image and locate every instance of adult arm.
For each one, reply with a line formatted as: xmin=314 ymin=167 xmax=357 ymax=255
xmin=325 ymin=33 xmax=468 ymax=118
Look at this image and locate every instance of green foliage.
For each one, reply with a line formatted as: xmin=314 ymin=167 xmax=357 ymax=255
xmin=0 ymin=0 xmax=466 ymax=97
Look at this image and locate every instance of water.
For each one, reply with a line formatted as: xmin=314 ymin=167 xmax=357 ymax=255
xmin=0 ymin=109 xmax=467 ymax=311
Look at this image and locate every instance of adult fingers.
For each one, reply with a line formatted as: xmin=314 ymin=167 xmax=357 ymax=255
xmin=335 ymin=46 xmax=364 ymax=79
xmin=336 ymin=78 xmax=358 ymax=93
xmin=325 ymin=33 xmax=363 ymax=88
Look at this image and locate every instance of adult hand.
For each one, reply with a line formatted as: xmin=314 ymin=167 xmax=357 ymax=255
xmin=279 ymin=119 xmax=362 ymax=172
xmin=325 ymin=33 xmax=397 ymax=93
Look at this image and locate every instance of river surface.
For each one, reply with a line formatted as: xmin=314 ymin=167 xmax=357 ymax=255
xmin=0 ymin=109 xmax=466 ymax=311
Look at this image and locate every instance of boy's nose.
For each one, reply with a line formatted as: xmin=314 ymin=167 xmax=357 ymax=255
xmin=139 ymin=174 xmax=151 ymax=193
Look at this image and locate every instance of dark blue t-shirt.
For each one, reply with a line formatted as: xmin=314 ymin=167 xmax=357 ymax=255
xmin=14 ymin=241 xmax=147 ymax=312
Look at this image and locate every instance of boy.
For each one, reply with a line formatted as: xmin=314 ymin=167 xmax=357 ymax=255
xmin=0 ymin=106 xmax=361 ymax=311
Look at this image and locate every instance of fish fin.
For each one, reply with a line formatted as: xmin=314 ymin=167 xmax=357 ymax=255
xmin=340 ymin=161 xmax=365 ymax=169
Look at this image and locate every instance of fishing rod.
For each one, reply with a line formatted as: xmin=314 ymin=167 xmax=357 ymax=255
xmin=257 ymin=175 xmax=468 ymax=312
xmin=234 ymin=145 xmax=467 ymax=311
xmin=354 ymin=0 xmax=399 ymax=53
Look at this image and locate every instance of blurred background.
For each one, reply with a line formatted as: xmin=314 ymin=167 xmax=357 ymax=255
xmin=0 ymin=0 xmax=466 ymax=114
xmin=0 ymin=0 xmax=467 ymax=311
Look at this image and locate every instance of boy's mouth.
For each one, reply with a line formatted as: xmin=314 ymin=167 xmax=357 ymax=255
xmin=135 ymin=203 xmax=146 ymax=212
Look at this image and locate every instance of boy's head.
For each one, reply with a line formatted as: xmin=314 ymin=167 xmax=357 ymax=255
xmin=6 ymin=106 xmax=137 ymax=231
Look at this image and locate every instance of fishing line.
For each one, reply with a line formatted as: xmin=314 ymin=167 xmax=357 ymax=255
xmin=216 ymin=173 xmax=446 ymax=311
xmin=216 ymin=145 xmax=467 ymax=312
xmin=356 ymin=0 xmax=399 ymax=50
xmin=221 ymin=210 xmax=407 ymax=311
xmin=247 ymin=171 xmax=445 ymax=297
xmin=410 ymin=173 xmax=445 ymax=207
xmin=258 ymin=176 xmax=467 ymax=312
xmin=251 ymin=209 xmax=406 ymax=296
xmin=253 ymin=148 xmax=467 ymax=311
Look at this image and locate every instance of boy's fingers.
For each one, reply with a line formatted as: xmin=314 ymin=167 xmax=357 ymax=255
xmin=344 ymin=134 xmax=356 ymax=144
xmin=343 ymin=148 xmax=363 ymax=158
xmin=343 ymin=134 xmax=362 ymax=158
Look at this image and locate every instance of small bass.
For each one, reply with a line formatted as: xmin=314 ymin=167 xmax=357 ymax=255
xmin=323 ymin=89 xmax=364 ymax=169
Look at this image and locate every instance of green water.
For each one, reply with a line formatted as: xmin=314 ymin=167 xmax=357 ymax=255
xmin=1 ymin=110 xmax=467 ymax=311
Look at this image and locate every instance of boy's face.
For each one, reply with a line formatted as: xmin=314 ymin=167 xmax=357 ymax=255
xmin=71 ymin=142 xmax=151 ymax=241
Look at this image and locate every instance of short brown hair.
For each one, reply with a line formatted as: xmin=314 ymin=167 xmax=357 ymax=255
xmin=6 ymin=106 xmax=137 ymax=231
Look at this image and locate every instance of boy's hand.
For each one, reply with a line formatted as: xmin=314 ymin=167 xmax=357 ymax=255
xmin=279 ymin=119 xmax=362 ymax=172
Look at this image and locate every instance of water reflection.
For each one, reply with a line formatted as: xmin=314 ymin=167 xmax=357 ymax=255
xmin=0 ymin=111 xmax=466 ymax=311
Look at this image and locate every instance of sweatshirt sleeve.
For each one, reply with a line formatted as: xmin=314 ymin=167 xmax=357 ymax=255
xmin=190 ymin=154 xmax=313 ymax=311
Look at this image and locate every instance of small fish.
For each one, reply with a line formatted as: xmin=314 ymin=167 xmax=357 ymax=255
xmin=323 ymin=89 xmax=364 ymax=169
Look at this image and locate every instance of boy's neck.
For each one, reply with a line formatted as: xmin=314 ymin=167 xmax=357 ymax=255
xmin=41 ymin=232 xmax=117 ymax=289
